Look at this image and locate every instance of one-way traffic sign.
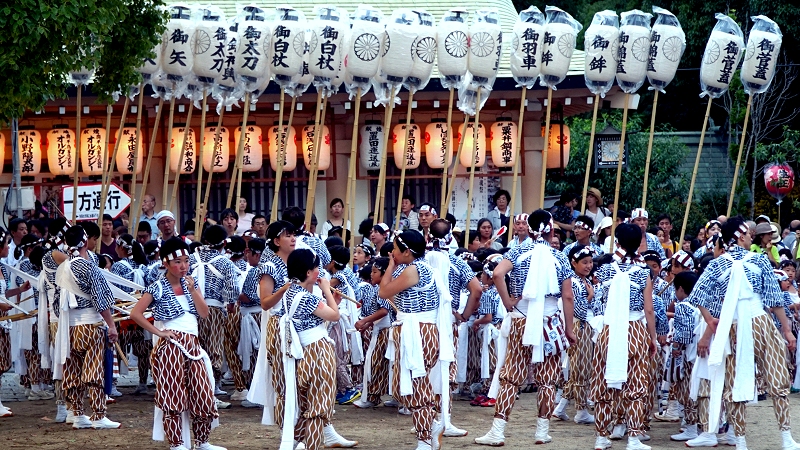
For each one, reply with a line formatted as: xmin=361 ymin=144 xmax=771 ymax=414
xmin=62 ymin=183 xmax=132 ymax=221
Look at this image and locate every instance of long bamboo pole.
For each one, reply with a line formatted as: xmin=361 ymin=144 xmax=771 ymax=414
xmin=463 ymin=88 xmax=482 ymax=249
xmin=445 ymin=114 xmax=471 ymax=213
xmin=94 ymin=104 xmax=113 ymax=251
xmin=679 ymin=97 xmax=714 ymax=244
xmin=227 ymin=92 xmax=251 ymax=209
xmin=130 ymin=84 xmax=145 ymax=234
xmin=439 ymin=87 xmax=455 ymax=215
xmin=538 ymin=88 xmax=554 ymax=208
xmin=271 ymin=96 xmax=297 ymax=222
xmin=270 ymin=90 xmax=286 ymax=222
xmin=303 ymin=89 xmax=325 ymax=230
xmin=307 ymin=97 xmax=329 ymax=227
xmin=344 ymin=88 xmax=362 ymax=263
xmin=393 ymin=92 xmax=415 ymax=230
xmin=609 ymin=93 xmax=631 ymax=253
xmin=168 ymin=99 xmax=195 ymax=216
xmin=96 ymin=97 xmax=130 ymax=251
xmin=727 ymin=94 xmax=753 ymax=217
xmin=193 ymin=90 xmax=208 ymax=238
xmin=372 ymin=86 xmax=396 ymax=225
xmin=580 ymin=94 xmax=600 ymax=213
xmin=161 ymin=96 xmax=177 ymax=211
xmin=506 ymin=87 xmax=527 ymax=243
xmin=641 ymin=90 xmax=660 ymax=210
xmin=133 ymin=98 xmax=164 ymax=234
xmin=202 ymin=107 xmax=226 ymax=221
xmin=72 ymin=88 xmax=82 ymax=223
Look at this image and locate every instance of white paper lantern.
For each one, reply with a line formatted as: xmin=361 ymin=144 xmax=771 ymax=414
xmin=169 ymin=126 xmax=196 ymax=174
xmin=359 ymin=121 xmax=384 ymax=171
xmin=741 ymin=15 xmax=782 ymax=95
xmin=381 ymin=9 xmax=417 ymax=85
xmin=511 ymin=7 xmax=546 ymax=89
xmin=345 ymin=6 xmax=385 ymax=90
xmin=542 ymin=123 xmax=571 ymax=169
xmin=17 ymin=128 xmax=42 ymax=176
xmin=437 ymin=9 xmax=469 ymax=88
xmin=458 ymin=121 xmax=486 ymax=168
xmin=268 ymin=124 xmax=298 ymax=172
xmin=583 ymin=11 xmax=619 ymax=97
xmin=202 ymin=126 xmax=230 ymax=172
xmin=115 ymin=126 xmax=143 ymax=175
xmin=80 ymin=125 xmax=106 ymax=176
xmin=424 ymin=120 xmax=450 ymax=169
xmin=235 ymin=5 xmax=271 ymax=91
xmin=70 ymin=66 xmax=95 ymax=86
xmin=407 ymin=11 xmax=436 ymax=91
xmin=235 ymin=124 xmax=263 ymax=172
xmin=392 ymin=122 xmax=421 ymax=170
xmin=700 ymin=14 xmax=744 ymax=99
xmin=302 ymin=123 xmax=331 ymax=171
xmin=616 ymin=10 xmax=652 ymax=94
xmin=308 ymin=6 xmax=346 ymax=89
xmin=332 ymin=28 xmax=350 ymax=92
xmin=193 ymin=7 xmax=227 ymax=85
xmin=271 ymin=7 xmax=308 ymax=87
xmin=468 ymin=9 xmax=503 ymax=82
xmin=138 ymin=41 xmax=162 ymax=79
xmin=46 ymin=126 xmax=75 ymax=176
xmin=647 ymin=7 xmax=686 ymax=93
xmin=215 ymin=28 xmax=239 ymax=91
xmin=539 ymin=6 xmax=582 ymax=88
xmin=490 ymin=120 xmax=517 ymax=168
xmin=161 ymin=5 xmax=196 ymax=80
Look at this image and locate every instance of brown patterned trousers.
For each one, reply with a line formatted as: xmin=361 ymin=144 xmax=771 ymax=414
xmin=294 ymin=339 xmax=337 ymax=450
xmin=119 ymin=326 xmax=153 ymax=385
xmin=266 ymin=315 xmax=286 ymax=427
xmin=674 ymin=359 xmax=698 ymax=425
xmin=22 ymin=323 xmax=42 ymax=386
xmin=364 ymin=327 xmax=390 ymax=404
xmin=392 ymin=323 xmax=440 ymax=441
xmin=198 ymin=306 xmax=225 ymax=381
xmin=224 ymin=304 xmax=261 ymax=391
xmin=48 ymin=322 xmax=66 ymax=405
xmin=329 ymin=321 xmax=354 ymax=393
xmin=564 ymin=321 xmax=593 ymax=410
xmin=62 ymin=324 xmax=107 ymax=420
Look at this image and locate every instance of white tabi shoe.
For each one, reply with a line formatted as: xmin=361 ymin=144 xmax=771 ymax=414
xmin=654 ymin=400 xmax=681 ymax=422
xmin=196 ymin=442 xmax=228 ymax=450
xmin=671 ymin=423 xmax=699 ymax=441
xmin=610 ymin=424 xmax=627 ymax=440
xmin=353 ymin=399 xmax=377 ymax=409
xmin=92 ymin=417 xmax=122 ymax=429
xmin=625 ymin=436 xmax=651 ymax=450
xmin=443 ymin=415 xmax=468 ymax=437
xmin=782 ymin=430 xmax=800 ymax=450
xmin=294 ymin=441 xmax=306 ymax=450
xmin=169 ymin=445 xmax=190 ymax=450
xmin=65 ymin=411 xmax=76 ymax=424
xmin=474 ymin=418 xmax=506 ymax=446
xmin=323 ymin=424 xmax=359 ymax=448
xmin=594 ymin=436 xmax=612 ymax=450
xmin=551 ymin=398 xmax=570 ymax=421
xmin=55 ymin=404 xmax=68 ymax=423
xmin=214 ymin=383 xmax=227 ymax=396
xmin=534 ymin=417 xmax=552 ymax=444
xmin=574 ymin=409 xmax=595 ymax=424
xmin=72 ymin=415 xmax=93 ymax=429
xmin=431 ymin=420 xmax=444 ymax=450
xmin=722 ymin=426 xmax=736 ymax=446
xmin=0 ymin=406 xmax=12 ymax=418
xmin=734 ymin=435 xmax=748 ymax=450
xmin=685 ymin=431 xmax=718 ymax=447
xmin=230 ymin=389 xmax=248 ymax=401
xmin=415 ymin=441 xmax=432 ymax=450
xmin=215 ymin=397 xmax=231 ymax=409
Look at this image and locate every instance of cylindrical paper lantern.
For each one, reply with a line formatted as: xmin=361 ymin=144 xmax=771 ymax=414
xmin=490 ymin=119 xmax=517 ymax=168
xmin=193 ymin=6 xmax=227 ymax=85
xmin=46 ymin=126 xmax=75 ymax=176
xmin=80 ymin=124 xmax=106 ymax=176
xmin=437 ymin=9 xmax=469 ymax=88
xmin=511 ymin=7 xmax=546 ymax=89
xmin=268 ymin=123 xmax=298 ymax=172
xmin=308 ymin=6 xmax=346 ymax=89
xmin=700 ymin=14 xmax=744 ymax=99
xmin=468 ymin=9 xmax=503 ymax=82
xmin=458 ymin=121 xmax=486 ymax=168
xmin=271 ymin=7 xmax=308 ymax=87
xmin=616 ymin=10 xmax=652 ymax=94
xmin=202 ymin=126 xmax=230 ymax=172
xmin=647 ymin=7 xmax=686 ymax=93
xmin=542 ymin=122 xmax=571 ymax=169
xmin=392 ymin=122 xmax=421 ymax=170
xmin=583 ymin=10 xmax=619 ymax=97
xmin=741 ymin=15 xmax=782 ymax=95
xmin=381 ymin=9 xmax=417 ymax=85
xmin=138 ymin=42 xmax=162 ymax=79
xmin=302 ymin=123 xmax=331 ymax=171
xmin=235 ymin=5 xmax=271 ymax=90
xmin=539 ymin=6 xmax=582 ymax=88
xmin=332 ymin=28 xmax=350 ymax=92
xmin=161 ymin=5 xmax=195 ymax=80
xmin=215 ymin=27 xmax=239 ymax=91
xmin=359 ymin=120 xmax=384 ymax=171
xmin=345 ymin=6 xmax=385 ymax=90
xmin=407 ymin=11 xmax=436 ymax=91
xmin=424 ymin=120 xmax=450 ymax=169
xmin=169 ymin=125 xmax=196 ymax=174
xmin=17 ymin=128 xmax=42 ymax=176
xmin=115 ymin=125 xmax=143 ymax=175
xmin=235 ymin=124 xmax=263 ymax=172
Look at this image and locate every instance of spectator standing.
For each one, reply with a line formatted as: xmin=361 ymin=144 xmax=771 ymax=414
xmin=487 ymin=190 xmax=511 ymax=233
xmin=583 ymin=188 xmax=611 ymax=226
xmin=236 ymin=197 xmax=255 ymax=235
xmin=550 ymin=192 xmax=579 ymax=232
xmin=139 ymin=194 xmax=159 ymax=239
xmin=320 ymin=198 xmax=350 ymax=239
xmin=393 ymin=195 xmax=419 ymax=231
xmin=99 ymin=214 xmax=118 ymax=261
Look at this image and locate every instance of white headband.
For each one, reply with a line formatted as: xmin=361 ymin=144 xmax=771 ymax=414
xmin=419 ymin=205 xmax=437 ymax=216
xmin=163 ymin=248 xmax=190 ymax=261
xmin=631 ymin=208 xmax=649 ymax=219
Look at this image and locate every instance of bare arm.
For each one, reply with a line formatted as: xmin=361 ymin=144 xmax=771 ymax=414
xmin=561 ymin=278 xmax=575 ymax=345
xmin=643 ymin=278 xmax=657 ymax=355
xmin=461 ymin=277 xmax=483 ymax=318
xmin=100 ymin=309 xmax=118 ymax=343
xmin=185 ymin=277 xmax=208 ymax=319
xmin=492 ymin=259 xmax=515 ymax=310
xmin=378 ymin=259 xmax=419 ymax=300
xmin=772 ymin=306 xmax=798 ymax=353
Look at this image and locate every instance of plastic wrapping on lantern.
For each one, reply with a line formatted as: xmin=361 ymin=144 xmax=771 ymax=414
xmin=193 ymin=6 xmax=227 ymax=88
xmin=70 ymin=67 xmax=94 ymax=87
xmin=438 ymin=9 xmax=469 ymax=89
xmin=150 ymin=72 xmax=175 ymax=101
xmin=160 ymin=4 xmax=199 ymax=94
xmin=380 ymin=9 xmax=417 ymax=90
xmin=583 ymin=10 xmax=618 ymax=97
xmin=271 ymin=7 xmax=308 ymax=90
xmin=331 ymin=28 xmax=351 ymax=94
xmin=345 ymin=5 xmax=385 ymax=95
xmin=615 ymin=10 xmax=652 ymax=94
xmin=764 ymin=162 xmax=795 ymax=205
xmin=510 ymin=6 xmax=545 ymax=89
xmin=539 ymin=6 xmax=582 ymax=90
xmin=647 ymin=7 xmax=685 ymax=93
xmin=404 ymin=10 xmax=437 ymax=93
xmin=250 ymin=73 xmax=273 ymax=103
xmin=741 ymin=16 xmax=782 ymax=95
xmin=467 ymin=9 xmax=502 ymax=92
xmin=456 ymin=73 xmax=491 ymax=116
xmin=234 ymin=4 xmax=272 ymax=93
xmin=290 ymin=61 xmax=314 ymax=98
xmin=699 ymin=13 xmax=744 ymax=99
xmin=308 ymin=6 xmax=347 ymax=92
xmin=371 ymin=71 xmax=401 ymax=107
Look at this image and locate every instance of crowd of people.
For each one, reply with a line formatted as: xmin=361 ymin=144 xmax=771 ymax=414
xmin=1 ymin=187 xmax=800 ymax=450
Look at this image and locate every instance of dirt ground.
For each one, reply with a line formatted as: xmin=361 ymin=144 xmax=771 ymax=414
xmin=2 ymin=388 xmax=800 ymax=450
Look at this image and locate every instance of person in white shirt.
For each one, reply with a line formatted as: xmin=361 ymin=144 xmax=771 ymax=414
xmin=236 ymin=198 xmax=255 ymax=235
xmin=320 ymin=198 xmax=350 ymax=239
xmin=394 ymin=195 xmax=419 ymax=231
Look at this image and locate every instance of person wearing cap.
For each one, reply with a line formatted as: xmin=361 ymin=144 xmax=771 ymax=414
xmin=562 ymin=216 xmax=603 ymax=258
xmin=755 ymin=214 xmax=772 ymax=225
xmin=418 ymin=203 xmax=438 ymax=240
xmin=630 ymin=209 xmax=666 ymax=260
xmin=752 ymin=221 xmax=781 ymax=266
xmin=595 ymin=216 xmax=614 ymax=254
xmin=507 ymin=214 xmax=531 ymax=249
xmin=487 ymin=190 xmax=511 ymax=234
xmin=370 ymin=223 xmax=391 ymax=251
xmin=584 ymin=188 xmax=611 ymax=226
xmin=687 ymin=217 xmax=800 ymax=449
xmin=157 ymin=211 xmax=178 ymax=242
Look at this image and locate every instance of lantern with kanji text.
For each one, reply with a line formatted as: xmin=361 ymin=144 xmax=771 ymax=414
xmin=47 ymin=126 xmax=75 ymax=176
xmin=764 ymin=162 xmax=794 ymax=204
xmin=202 ymin=125 xmax=230 ymax=172
xmin=490 ymin=119 xmax=517 ymax=168
xmin=542 ymin=122 xmax=570 ymax=169
xmin=235 ymin=123 xmax=263 ymax=172
xmin=302 ymin=122 xmax=331 ymax=171
xmin=392 ymin=121 xmax=421 ymax=170
xmin=80 ymin=124 xmax=106 ymax=176
xmin=424 ymin=119 xmax=450 ymax=169
xmin=359 ymin=120 xmax=384 ymax=171
xmin=17 ymin=126 xmax=42 ymax=176
xmin=268 ymin=122 xmax=298 ymax=172
xmin=458 ymin=120 xmax=486 ymax=168
xmin=115 ymin=124 xmax=143 ymax=175
xmin=169 ymin=125 xmax=197 ymax=174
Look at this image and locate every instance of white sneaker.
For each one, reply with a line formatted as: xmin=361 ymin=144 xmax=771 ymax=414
xmin=654 ymin=400 xmax=681 ymax=422
xmin=686 ymin=432 xmax=719 ymax=447
xmin=55 ymin=404 xmax=68 ymax=423
xmin=323 ymin=424 xmax=358 ymax=448
xmin=552 ymin=398 xmax=570 ymax=421
xmin=92 ymin=417 xmax=122 ymax=429
xmin=672 ymin=424 xmax=699 ymax=441
xmin=215 ymin=397 xmax=231 ymax=409
xmin=431 ymin=419 xmax=444 ymax=450
xmin=626 ymin=436 xmax=650 ymax=450
xmin=230 ymin=389 xmax=248 ymax=401
xmin=28 ymin=389 xmax=55 ymax=401
xmin=398 ymin=406 xmax=411 ymax=415
xmin=734 ymin=435 xmax=748 ymax=450
xmin=169 ymin=445 xmax=190 ymax=450
xmin=415 ymin=440 xmax=432 ymax=450
xmin=214 ymin=385 xmax=228 ymax=396
xmin=384 ymin=398 xmax=400 ymax=408
xmin=196 ymin=442 xmax=228 ymax=450
xmin=594 ymin=436 xmax=612 ymax=450
xmin=610 ymin=424 xmax=627 ymax=440
xmin=66 ymin=411 xmax=76 ymax=424
xmin=72 ymin=415 xmax=93 ymax=429
xmin=474 ymin=418 xmax=506 ymax=446
xmin=782 ymin=430 xmax=800 ymax=450
xmin=534 ymin=417 xmax=552 ymax=444
xmin=109 ymin=386 xmax=123 ymax=397
xmin=444 ymin=419 xmax=468 ymax=437
xmin=724 ymin=426 xmax=736 ymax=446
xmin=574 ymin=409 xmax=595 ymax=424
xmin=353 ymin=399 xmax=377 ymax=409
xmin=640 ymin=434 xmax=650 ymax=442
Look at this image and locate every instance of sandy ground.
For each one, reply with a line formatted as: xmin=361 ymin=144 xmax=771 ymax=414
xmin=3 ymin=387 xmax=800 ymax=450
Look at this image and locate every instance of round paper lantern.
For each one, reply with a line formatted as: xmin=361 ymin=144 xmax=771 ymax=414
xmin=302 ymin=123 xmax=331 ymax=171
xmin=539 ymin=6 xmax=582 ymax=88
xmin=359 ymin=120 xmax=384 ymax=171
xmin=202 ymin=126 xmax=230 ymax=172
xmin=542 ymin=123 xmax=571 ymax=169
xmin=193 ymin=6 xmax=227 ymax=85
xmin=235 ymin=124 xmax=263 ymax=172
xmin=308 ymin=6 xmax=346 ymax=89
xmin=468 ymin=9 xmax=503 ymax=83
xmin=741 ymin=16 xmax=782 ymax=95
xmin=235 ymin=5 xmax=271 ymax=91
xmin=583 ymin=10 xmax=619 ymax=97
xmin=700 ymin=14 xmax=744 ymax=99
xmin=169 ymin=125 xmax=196 ymax=174
xmin=425 ymin=120 xmax=450 ymax=169
xmin=80 ymin=124 xmax=106 ymax=176
xmin=345 ymin=6 xmax=385 ymax=90
xmin=407 ymin=11 xmax=436 ymax=91
xmin=268 ymin=123 xmax=298 ymax=172
xmin=458 ymin=121 xmax=486 ymax=168
xmin=271 ymin=7 xmax=308 ymax=87
xmin=490 ymin=119 xmax=517 ymax=168
xmin=616 ymin=10 xmax=652 ymax=94
xmin=647 ymin=7 xmax=686 ymax=93
xmin=392 ymin=122 xmax=421 ymax=170
xmin=511 ymin=7 xmax=546 ymax=89
xmin=46 ymin=126 xmax=75 ymax=176
xmin=437 ymin=9 xmax=469 ymax=88
xmin=765 ymin=163 xmax=794 ymax=204
xmin=381 ymin=9 xmax=417 ymax=85
xmin=17 ymin=128 xmax=42 ymax=176
xmin=161 ymin=5 xmax=196 ymax=81
xmin=115 ymin=125 xmax=143 ymax=175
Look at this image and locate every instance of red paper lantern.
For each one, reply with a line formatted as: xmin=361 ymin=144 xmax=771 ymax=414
xmin=764 ymin=163 xmax=795 ymax=204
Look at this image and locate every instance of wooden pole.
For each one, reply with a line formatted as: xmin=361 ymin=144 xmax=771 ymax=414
xmin=193 ymin=90 xmax=208 ymax=238
xmin=306 ymin=97 xmax=329 ymax=228
xmin=72 ymin=88 xmax=82 ymax=223
xmin=271 ymin=96 xmax=296 ymax=222
xmin=96 ymin=97 xmax=130 ymax=251
xmin=94 ymin=104 xmax=113 ymax=251
xmin=344 ymin=88 xmax=362 ymax=262
xmin=133 ymin=98 xmax=164 ymax=233
xmin=538 ymin=87 xmax=553 ymax=208
xmin=609 ymin=93 xmax=631 ymax=254
xmin=393 ymin=91 xmax=415 ymax=230
xmin=445 ymin=114 xmax=471 ymax=214
xmin=227 ymin=92 xmax=251 ymax=210
xmin=679 ymin=97 xmax=714 ymax=244
xmin=202 ymin=107 xmax=225 ymax=221
xmin=727 ymin=94 xmax=753 ymax=217
xmin=303 ymin=89 xmax=325 ymax=230
xmin=580 ymin=94 xmax=600 ymax=213
xmin=161 ymin=96 xmax=177 ymax=212
xmin=372 ymin=86 xmax=396 ymax=225
xmin=270 ymin=90 xmax=286 ymax=222
xmin=641 ymin=90 xmax=660 ymax=210
xmin=463 ymin=87 xmax=482 ymax=249
xmin=168 ymin=99 xmax=195 ymax=215
xmin=130 ymin=84 xmax=145 ymax=234
xmin=506 ymin=87 xmax=527 ymax=244
xmin=440 ymin=87 xmax=455 ymax=215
